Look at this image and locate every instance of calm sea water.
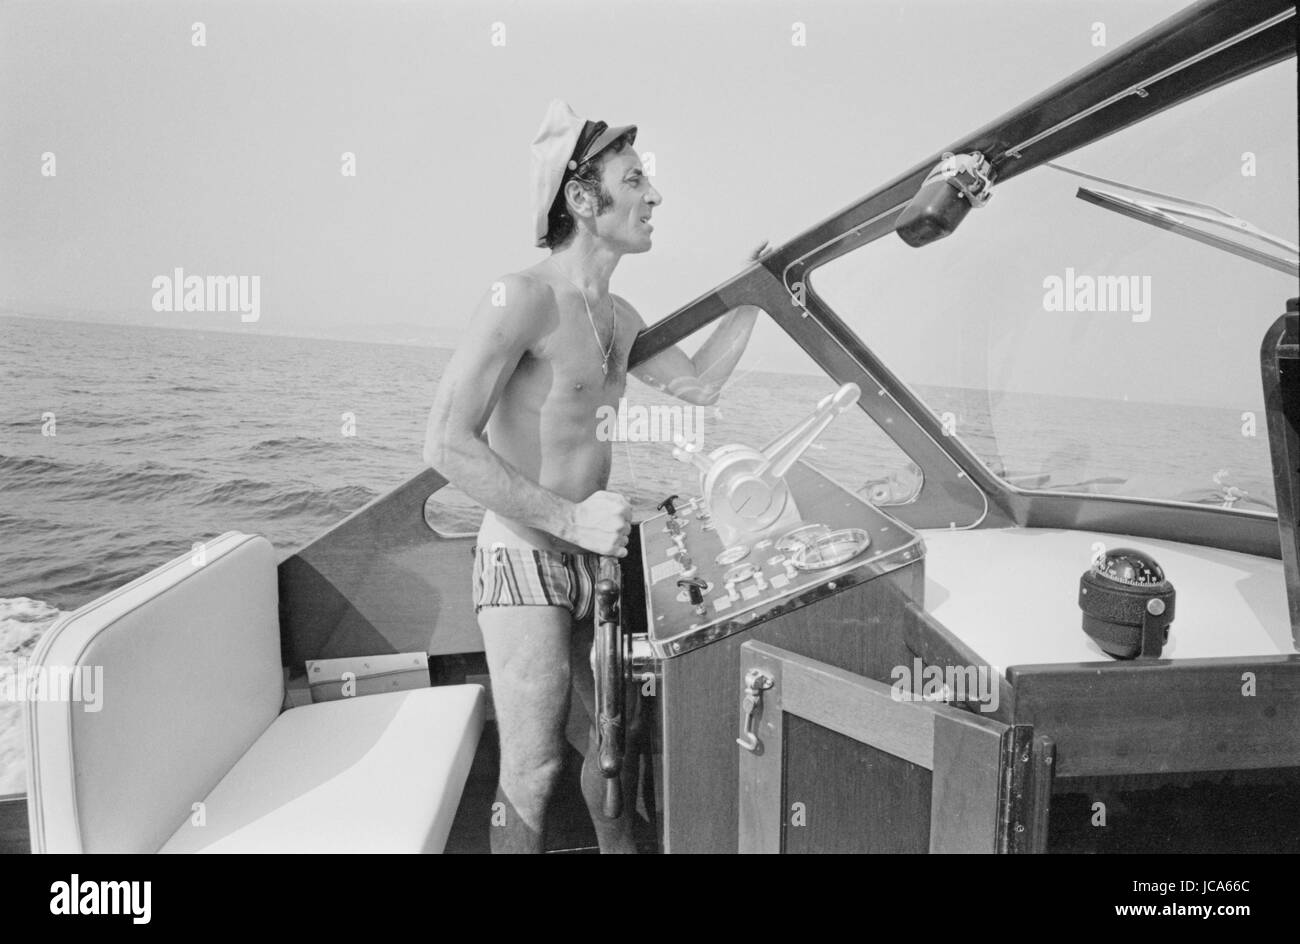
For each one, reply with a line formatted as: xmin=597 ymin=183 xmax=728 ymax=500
xmin=0 ymin=314 xmax=1278 ymax=794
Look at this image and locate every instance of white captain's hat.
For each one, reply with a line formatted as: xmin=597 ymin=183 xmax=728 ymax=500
xmin=530 ymin=99 xmax=637 ymax=247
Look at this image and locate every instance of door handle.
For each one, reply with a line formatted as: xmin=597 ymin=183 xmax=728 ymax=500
xmin=737 ymin=667 xmax=774 ymax=752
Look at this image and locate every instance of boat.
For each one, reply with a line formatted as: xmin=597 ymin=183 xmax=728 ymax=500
xmin=6 ymin=0 xmax=1297 ymax=854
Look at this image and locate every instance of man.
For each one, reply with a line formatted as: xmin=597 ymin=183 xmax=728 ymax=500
xmin=423 ymin=99 xmax=763 ymax=853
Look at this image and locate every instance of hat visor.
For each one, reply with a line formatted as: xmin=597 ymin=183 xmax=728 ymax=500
xmin=579 ymin=123 xmax=637 ymax=164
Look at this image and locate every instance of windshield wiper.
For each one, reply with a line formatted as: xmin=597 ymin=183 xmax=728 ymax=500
xmin=1048 ymin=162 xmax=1299 ymax=276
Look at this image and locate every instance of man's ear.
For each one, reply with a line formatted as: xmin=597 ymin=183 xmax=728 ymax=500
xmin=563 ymin=178 xmax=592 ymax=219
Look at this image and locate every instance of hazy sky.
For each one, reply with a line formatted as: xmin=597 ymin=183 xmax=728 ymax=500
xmin=3 ymin=0 xmax=1296 ymax=404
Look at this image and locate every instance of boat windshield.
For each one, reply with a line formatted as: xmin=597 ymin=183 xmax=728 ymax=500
xmin=812 ymin=59 xmax=1299 ymax=514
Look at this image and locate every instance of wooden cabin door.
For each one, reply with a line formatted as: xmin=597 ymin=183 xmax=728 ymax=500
xmin=736 ymin=641 xmax=1051 ymax=853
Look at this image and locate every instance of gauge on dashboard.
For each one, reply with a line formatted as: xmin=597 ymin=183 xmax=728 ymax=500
xmin=715 ymin=544 xmax=751 ymax=566
xmin=776 ymin=523 xmax=832 ymax=555
xmin=789 ymin=528 xmax=872 ymax=571
xmin=723 ymin=562 xmax=758 ymax=585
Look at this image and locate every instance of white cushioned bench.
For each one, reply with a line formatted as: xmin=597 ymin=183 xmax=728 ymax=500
xmin=24 ymin=531 xmax=484 ymax=854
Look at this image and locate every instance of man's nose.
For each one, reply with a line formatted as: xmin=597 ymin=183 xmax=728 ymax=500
xmin=646 ymin=185 xmax=662 ymax=207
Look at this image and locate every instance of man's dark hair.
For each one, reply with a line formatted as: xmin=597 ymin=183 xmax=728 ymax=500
xmin=542 ymin=131 xmax=636 ymax=249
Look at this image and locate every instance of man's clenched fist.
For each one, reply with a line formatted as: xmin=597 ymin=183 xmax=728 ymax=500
xmin=567 ymin=490 xmax=634 ymax=557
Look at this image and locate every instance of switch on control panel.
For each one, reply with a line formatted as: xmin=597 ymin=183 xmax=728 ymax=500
xmin=677 ymin=576 xmax=708 ymax=616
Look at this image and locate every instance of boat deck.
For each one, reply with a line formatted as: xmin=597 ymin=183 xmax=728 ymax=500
xmin=921 ymin=526 xmax=1293 ymax=674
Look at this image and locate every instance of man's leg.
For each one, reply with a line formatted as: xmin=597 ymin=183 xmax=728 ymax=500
xmin=478 ymin=606 xmax=573 ymax=854
xmin=568 ymin=616 xmax=639 ymax=854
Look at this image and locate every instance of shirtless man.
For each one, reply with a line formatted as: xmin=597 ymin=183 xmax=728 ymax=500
xmin=423 ymin=100 xmax=761 ymax=853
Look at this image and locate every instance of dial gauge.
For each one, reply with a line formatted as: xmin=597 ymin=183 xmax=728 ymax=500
xmin=724 ymin=562 xmax=758 ymax=585
xmin=790 ymin=528 xmax=872 ymax=571
xmin=776 ymin=523 xmax=832 ymax=555
xmin=715 ymin=544 xmax=751 ymax=566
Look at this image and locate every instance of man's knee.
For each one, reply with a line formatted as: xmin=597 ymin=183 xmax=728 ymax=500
xmin=499 ymin=749 xmax=566 ymax=806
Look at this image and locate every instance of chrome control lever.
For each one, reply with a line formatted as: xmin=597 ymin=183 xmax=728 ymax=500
xmin=663 ymin=384 xmax=861 ymax=546
xmin=755 ymin=383 xmax=861 ymax=484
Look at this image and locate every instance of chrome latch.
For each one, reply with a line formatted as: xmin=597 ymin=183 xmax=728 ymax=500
xmin=928 ymin=151 xmax=995 ymax=207
xmin=736 ymin=668 xmax=775 ymax=752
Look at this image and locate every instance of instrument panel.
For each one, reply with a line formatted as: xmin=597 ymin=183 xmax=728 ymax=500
xmin=641 ymin=461 xmax=924 ymax=657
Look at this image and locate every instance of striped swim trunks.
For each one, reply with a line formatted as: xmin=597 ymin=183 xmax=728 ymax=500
xmin=471 ymin=544 xmax=616 ymax=622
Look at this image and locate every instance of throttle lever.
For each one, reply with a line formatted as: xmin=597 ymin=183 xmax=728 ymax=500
xmin=754 ymin=383 xmax=861 ymax=483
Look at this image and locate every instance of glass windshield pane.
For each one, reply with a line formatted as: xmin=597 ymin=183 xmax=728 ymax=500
xmin=812 ymin=60 xmax=1298 ymax=514
xmin=606 ymin=309 xmax=922 ymax=520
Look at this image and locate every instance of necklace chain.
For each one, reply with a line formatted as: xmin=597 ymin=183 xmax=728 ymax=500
xmin=551 ymin=261 xmax=616 ymax=375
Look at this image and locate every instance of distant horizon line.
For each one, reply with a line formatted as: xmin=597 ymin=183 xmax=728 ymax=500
xmin=0 ymin=308 xmax=454 ymax=351
xmin=0 ymin=309 xmax=1265 ymax=412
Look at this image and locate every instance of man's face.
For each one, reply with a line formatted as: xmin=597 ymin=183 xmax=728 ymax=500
xmin=591 ymin=148 xmax=661 ymax=253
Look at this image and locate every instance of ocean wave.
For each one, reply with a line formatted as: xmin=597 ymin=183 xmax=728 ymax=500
xmin=1 ymin=597 xmax=63 ymax=678
xmin=0 ymin=453 xmax=198 ymax=497
xmin=0 ymin=596 xmax=63 ymax=659
xmin=95 ymin=429 xmax=203 ymax=448
xmin=237 ymin=436 xmax=341 ymax=460
xmin=2 ymin=451 xmax=378 ymax=524
xmin=1 ymin=598 xmax=66 ymax=796
xmin=195 ymin=477 xmax=378 ymax=517
xmin=0 ymin=453 xmax=65 ymax=478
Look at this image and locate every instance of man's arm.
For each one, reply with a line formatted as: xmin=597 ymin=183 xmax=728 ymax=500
xmin=624 ymin=299 xmax=760 ymax=406
xmin=422 ymin=275 xmax=566 ymax=531
xmin=423 ymin=275 xmax=632 ymax=557
xmin=623 ymin=241 xmax=771 ymax=405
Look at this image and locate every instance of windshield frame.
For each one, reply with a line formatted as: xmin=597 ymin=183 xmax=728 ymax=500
xmin=629 ymin=0 xmax=1295 ymax=558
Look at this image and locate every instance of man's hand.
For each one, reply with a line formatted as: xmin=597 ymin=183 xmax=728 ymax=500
xmin=747 ymin=239 xmax=775 ymax=264
xmin=567 ymin=490 xmax=634 ymax=557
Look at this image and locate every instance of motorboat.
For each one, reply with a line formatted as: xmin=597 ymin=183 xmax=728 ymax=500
xmin=8 ymin=0 xmax=1298 ymax=854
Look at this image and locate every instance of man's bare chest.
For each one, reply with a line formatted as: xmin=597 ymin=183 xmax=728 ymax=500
xmin=530 ymin=313 xmax=633 ymax=397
